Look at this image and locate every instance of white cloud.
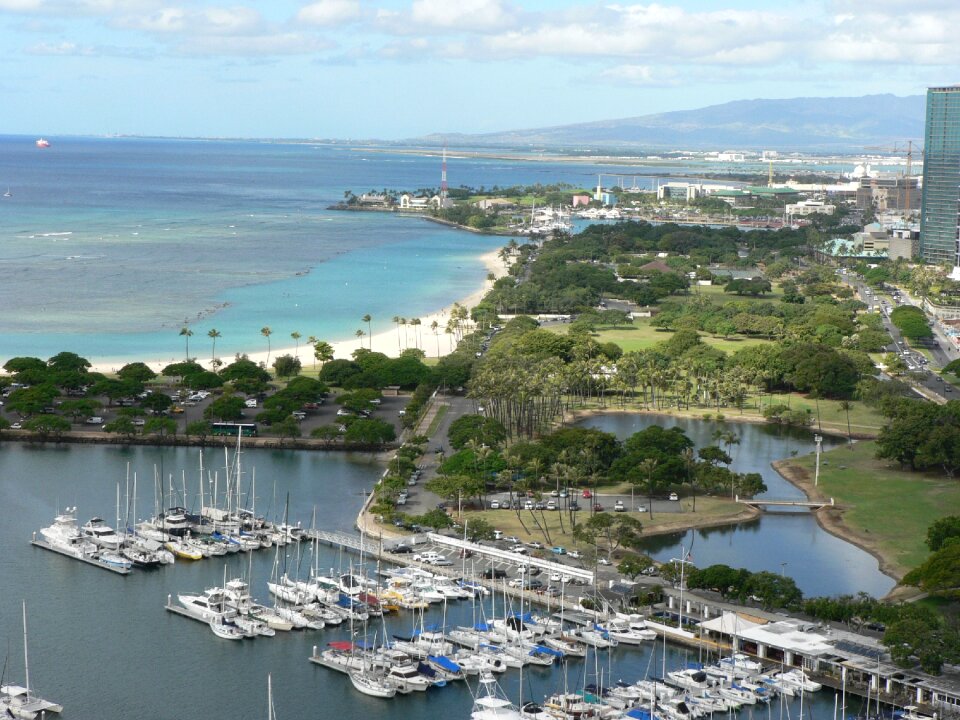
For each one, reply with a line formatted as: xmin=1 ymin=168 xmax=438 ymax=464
xmin=409 ymin=0 xmax=515 ymax=32
xmin=296 ymin=0 xmax=360 ymax=26
xmin=597 ymin=64 xmax=678 ymax=87
xmin=26 ymin=40 xmax=94 ymax=54
xmin=174 ymin=31 xmax=331 ymax=56
xmin=116 ymin=6 xmax=264 ymax=36
xmin=25 ymin=39 xmax=149 ymax=57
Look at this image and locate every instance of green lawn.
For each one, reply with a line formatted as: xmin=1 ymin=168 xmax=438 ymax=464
xmin=787 ymin=441 xmax=960 ymax=576
xmin=690 ymin=283 xmax=784 ymax=304
xmin=547 ymin=321 xmax=772 ymax=355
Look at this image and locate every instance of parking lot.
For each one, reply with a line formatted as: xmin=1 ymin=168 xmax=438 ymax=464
xmin=1 ymin=382 xmax=409 ymax=438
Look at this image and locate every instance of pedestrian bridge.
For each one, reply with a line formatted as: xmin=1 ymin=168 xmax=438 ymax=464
xmin=735 ymin=496 xmax=834 ymax=510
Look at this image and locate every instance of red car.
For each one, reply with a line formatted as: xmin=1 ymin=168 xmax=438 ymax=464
xmin=581 ymin=489 xmax=592 ymax=498
xmin=593 ymin=503 xmax=604 ymax=512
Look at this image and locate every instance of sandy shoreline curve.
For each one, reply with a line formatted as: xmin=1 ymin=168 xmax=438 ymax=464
xmin=88 ymin=247 xmax=509 ymax=374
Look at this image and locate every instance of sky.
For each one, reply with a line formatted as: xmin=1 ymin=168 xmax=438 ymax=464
xmin=0 ymin=0 xmax=958 ymax=140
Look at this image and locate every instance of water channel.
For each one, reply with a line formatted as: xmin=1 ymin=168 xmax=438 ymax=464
xmin=0 ymin=419 xmax=891 ymax=718
xmin=576 ymin=413 xmax=894 ymax=599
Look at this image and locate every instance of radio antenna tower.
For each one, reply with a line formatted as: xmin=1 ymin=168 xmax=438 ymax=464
xmin=441 ymin=142 xmax=448 ymax=203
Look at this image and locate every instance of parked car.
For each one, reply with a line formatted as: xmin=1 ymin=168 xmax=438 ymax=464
xmin=567 ymin=550 xmax=582 ymax=559
xmin=482 ymin=568 xmax=507 ymax=579
xmin=245 ymin=398 xmax=258 ymax=408
xmin=581 ymin=489 xmax=592 ymax=498
xmin=669 ymin=492 xmax=679 ymax=501
xmin=597 ymin=557 xmax=612 ymax=566
xmin=510 ymin=544 xmax=528 ymax=554
xmin=546 ymin=501 xmax=557 ymax=511
xmin=503 ymin=536 xmax=519 ymax=544
xmin=391 ymin=544 xmax=413 ymax=554
xmin=527 ymin=541 xmax=544 ymax=550
xmin=593 ymin=503 xmax=604 ymax=511
xmin=489 ymin=500 xmax=500 ymax=509
xmin=551 ymin=546 xmax=566 ymax=555
xmin=614 ymin=501 xmax=625 ymax=512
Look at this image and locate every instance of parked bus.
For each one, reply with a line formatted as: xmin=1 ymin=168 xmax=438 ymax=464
xmin=210 ymin=422 xmax=258 ymax=437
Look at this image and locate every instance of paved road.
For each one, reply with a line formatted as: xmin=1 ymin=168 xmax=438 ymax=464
xmin=841 ymin=273 xmax=955 ymax=399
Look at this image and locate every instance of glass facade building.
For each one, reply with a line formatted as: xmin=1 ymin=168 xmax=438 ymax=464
xmin=920 ymin=86 xmax=960 ymax=267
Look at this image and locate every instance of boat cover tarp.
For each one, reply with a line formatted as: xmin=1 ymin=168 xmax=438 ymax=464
xmin=627 ymin=710 xmax=652 ymax=720
xmin=428 ymin=655 xmax=461 ymax=673
xmin=533 ymin=644 xmax=564 ymax=657
xmin=473 ymin=622 xmax=491 ymax=631
xmin=327 ymin=641 xmax=353 ymax=651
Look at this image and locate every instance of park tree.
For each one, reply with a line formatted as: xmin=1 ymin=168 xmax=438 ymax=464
xmin=926 ymin=516 xmax=960 ymax=552
xmin=144 ymin=417 xmax=177 ymax=437
xmin=344 ymin=418 xmax=396 ymax=446
xmin=273 ymin=354 xmax=302 ymax=378
xmin=617 ymin=554 xmax=655 ymax=580
xmin=103 ymin=416 xmax=136 ymax=438
xmin=572 ymin=512 xmax=643 ymax=561
xmin=204 ymin=394 xmax=245 ymax=421
xmin=117 ymin=362 xmax=157 ymax=383
xmin=447 ymin=414 xmax=508 ymax=451
xmin=185 ymin=420 xmax=211 ymax=442
xmin=23 ymin=414 xmax=71 ymax=439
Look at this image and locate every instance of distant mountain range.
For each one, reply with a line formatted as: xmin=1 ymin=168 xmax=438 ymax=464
xmin=419 ymin=94 xmax=925 ymax=152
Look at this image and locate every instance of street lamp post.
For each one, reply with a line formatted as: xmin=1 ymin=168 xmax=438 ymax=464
xmin=814 ymin=434 xmax=823 ymax=486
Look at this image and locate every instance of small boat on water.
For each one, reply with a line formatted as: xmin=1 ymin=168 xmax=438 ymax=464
xmin=0 ymin=603 xmax=63 ymax=720
xmin=349 ymin=668 xmax=396 ymax=698
xmin=35 ymin=138 xmax=50 ymax=148
xmin=80 ymin=517 xmax=122 ymax=550
xmin=208 ymin=616 xmax=245 ymax=641
xmin=38 ymin=508 xmax=98 ymax=559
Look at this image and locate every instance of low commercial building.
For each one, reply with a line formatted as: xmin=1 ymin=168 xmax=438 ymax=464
xmin=785 ymin=199 xmax=836 ymax=218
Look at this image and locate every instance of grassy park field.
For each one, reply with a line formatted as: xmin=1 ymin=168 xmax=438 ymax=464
xmin=780 ymin=440 xmax=960 ymax=579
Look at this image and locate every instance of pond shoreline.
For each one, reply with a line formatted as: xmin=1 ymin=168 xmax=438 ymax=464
xmin=570 ymin=406 xmax=899 ymax=597
xmin=772 ymin=457 xmax=905 ymax=598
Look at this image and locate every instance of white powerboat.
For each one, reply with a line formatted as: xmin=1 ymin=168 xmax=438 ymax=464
xmin=79 ymin=517 xmax=121 ymax=550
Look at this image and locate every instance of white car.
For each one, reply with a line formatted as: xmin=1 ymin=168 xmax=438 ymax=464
xmin=597 ymin=557 xmax=612 ymax=566
xmin=510 ymin=544 xmax=527 ymax=554
xmin=245 ymin=398 xmax=258 ymax=408
xmin=336 ymin=408 xmax=352 ymax=416
xmin=567 ymin=550 xmax=582 ymax=559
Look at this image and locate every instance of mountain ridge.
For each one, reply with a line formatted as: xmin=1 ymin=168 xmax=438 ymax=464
xmin=418 ymin=94 xmax=925 ymax=151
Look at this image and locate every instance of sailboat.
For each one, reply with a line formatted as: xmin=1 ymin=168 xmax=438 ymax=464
xmin=0 ymin=602 xmax=63 ymax=719
xmin=3 ymin=188 xmax=10 ymax=198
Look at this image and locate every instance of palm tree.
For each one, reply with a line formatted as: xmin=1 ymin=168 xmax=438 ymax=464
xmin=839 ymin=400 xmax=854 ymax=444
xmin=411 ymin=317 xmax=422 ymax=349
xmin=400 ymin=317 xmax=408 ymax=350
xmin=392 ymin=315 xmax=402 ymax=355
xmin=314 ymin=341 xmax=334 ymax=367
xmin=291 ymin=331 xmax=302 ymax=358
xmin=639 ymin=458 xmax=658 ymax=519
xmin=260 ymin=326 xmax=272 ymax=364
xmin=362 ymin=314 xmax=372 ymax=350
xmin=179 ymin=327 xmax=193 ymax=360
xmin=355 ymin=328 xmax=365 ymax=349
xmin=207 ymin=328 xmax=221 ymax=366
xmin=682 ymin=447 xmax=697 ymax=512
xmin=431 ymin=320 xmax=440 ymax=358
xmin=307 ymin=336 xmax=318 ymax=369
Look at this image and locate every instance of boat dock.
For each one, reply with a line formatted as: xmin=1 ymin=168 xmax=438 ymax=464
xmin=164 ymin=597 xmax=206 ymax=623
xmin=30 ymin=539 xmax=131 ymax=575
xmin=307 ymin=648 xmax=349 ymax=673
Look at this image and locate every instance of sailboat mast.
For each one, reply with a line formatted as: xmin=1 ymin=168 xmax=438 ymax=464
xmin=22 ymin=600 xmax=30 ymax=698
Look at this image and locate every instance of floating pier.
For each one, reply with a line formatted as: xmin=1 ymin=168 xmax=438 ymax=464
xmin=30 ymin=538 xmax=131 ymax=575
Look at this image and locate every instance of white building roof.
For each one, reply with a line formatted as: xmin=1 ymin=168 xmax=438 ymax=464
xmin=699 ymin=611 xmax=763 ymax=635
xmin=738 ymin=620 xmax=836 ymax=658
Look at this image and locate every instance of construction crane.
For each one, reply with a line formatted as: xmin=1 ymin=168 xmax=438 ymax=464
xmin=863 ymin=140 xmax=922 ymax=214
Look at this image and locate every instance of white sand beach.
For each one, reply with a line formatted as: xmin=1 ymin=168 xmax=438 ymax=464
xmin=88 ymin=247 xmax=510 ymax=375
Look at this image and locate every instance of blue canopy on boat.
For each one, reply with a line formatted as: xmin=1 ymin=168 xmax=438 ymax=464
xmin=626 ymin=710 xmax=652 ymax=720
xmin=533 ymin=644 xmax=564 ymax=657
xmin=428 ymin=655 xmax=461 ymax=673
xmin=474 ymin=622 xmax=491 ymax=631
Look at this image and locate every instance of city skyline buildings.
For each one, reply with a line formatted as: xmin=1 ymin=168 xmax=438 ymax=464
xmin=920 ymin=85 xmax=960 ymax=275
